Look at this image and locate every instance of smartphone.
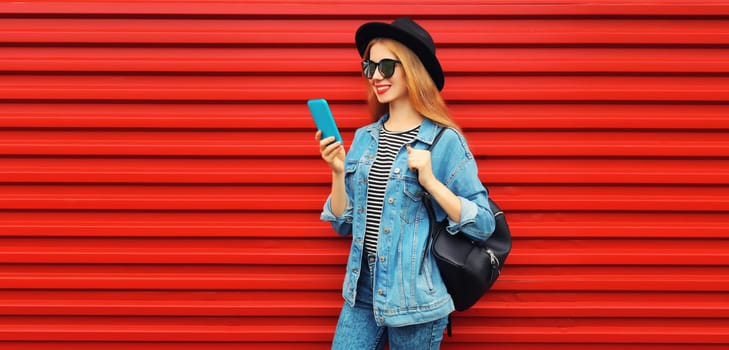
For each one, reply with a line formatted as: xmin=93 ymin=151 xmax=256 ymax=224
xmin=307 ymin=98 xmax=344 ymax=146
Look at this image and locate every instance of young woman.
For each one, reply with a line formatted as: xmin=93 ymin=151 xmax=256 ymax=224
xmin=316 ymin=17 xmax=496 ymax=349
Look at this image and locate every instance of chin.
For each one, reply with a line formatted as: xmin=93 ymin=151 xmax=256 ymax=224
xmin=375 ymin=95 xmax=390 ymax=104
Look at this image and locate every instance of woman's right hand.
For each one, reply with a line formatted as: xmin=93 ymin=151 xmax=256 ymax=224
xmin=316 ymin=130 xmax=345 ymax=174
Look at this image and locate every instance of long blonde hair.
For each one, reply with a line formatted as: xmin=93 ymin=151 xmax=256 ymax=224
xmin=363 ymin=38 xmax=461 ymax=132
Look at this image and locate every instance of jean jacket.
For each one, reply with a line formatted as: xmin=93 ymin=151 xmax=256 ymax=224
xmin=321 ymin=115 xmax=495 ymax=327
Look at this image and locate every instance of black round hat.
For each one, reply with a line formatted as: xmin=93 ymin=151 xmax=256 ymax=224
xmin=355 ymin=18 xmax=444 ymax=91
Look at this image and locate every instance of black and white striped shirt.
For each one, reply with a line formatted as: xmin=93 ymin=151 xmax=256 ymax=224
xmin=364 ymin=125 xmax=420 ymax=253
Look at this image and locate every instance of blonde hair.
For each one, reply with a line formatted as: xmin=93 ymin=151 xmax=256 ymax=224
xmin=363 ymin=38 xmax=461 ymax=132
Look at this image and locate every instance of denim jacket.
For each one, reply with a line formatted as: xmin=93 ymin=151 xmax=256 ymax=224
xmin=320 ymin=115 xmax=495 ymax=327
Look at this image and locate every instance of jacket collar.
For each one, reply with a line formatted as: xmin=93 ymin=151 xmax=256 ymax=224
xmin=366 ymin=114 xmax=441 ymax=148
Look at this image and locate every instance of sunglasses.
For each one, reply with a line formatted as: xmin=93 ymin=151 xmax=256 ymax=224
xmin=361 ymin=59 xmax=402 ymax=79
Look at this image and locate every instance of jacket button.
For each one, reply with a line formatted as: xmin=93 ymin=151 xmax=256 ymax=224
xmin=387 ymin=198 xmax=394 ymax=204
xmin=383 ymin=228 xmax=390 ymax=234
xmin=377 ymin=289 xmax=383 ymax=295
xmin=394 ymin=168 xmax=400 ymax=174
xmin=379 ymin=256 xmax=385 ymax=262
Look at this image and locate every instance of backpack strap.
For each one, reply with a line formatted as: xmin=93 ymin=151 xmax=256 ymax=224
xmin=427 ymin=127 xmax=448 ymax=152
xmin=420 ymin=126 xmax=449 ymax=268
xmin=421 ymin=127 xmax=456 ymax=336
xmin=424 ymin=127 xmax=459 ymax=336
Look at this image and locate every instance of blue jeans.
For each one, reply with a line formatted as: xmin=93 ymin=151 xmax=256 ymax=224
xmin=332 ymin=253 xmax=449 ymax=350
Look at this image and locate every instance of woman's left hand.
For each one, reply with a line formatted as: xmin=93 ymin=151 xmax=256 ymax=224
xmin=406 ymin=145 xmax=436 ymax=189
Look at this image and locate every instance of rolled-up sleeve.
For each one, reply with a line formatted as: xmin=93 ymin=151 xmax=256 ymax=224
xmin=446 ymin=194 xmax=494 ymax=241
xmin=320 ymin=194 xmax=354 ymax=236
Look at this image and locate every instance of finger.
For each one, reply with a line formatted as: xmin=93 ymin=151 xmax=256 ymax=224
xmin=406 ymin=144 xmax=412 ymax=153
xmin=314 ymin=130 xmax=322 ymax=141
xmin=322 ymin=147 xmax=337 ymax=162
xmin=319 ymin=136 xmax=335 ymax=149
xmin=323 ymin=141 xmax=341 ymax=155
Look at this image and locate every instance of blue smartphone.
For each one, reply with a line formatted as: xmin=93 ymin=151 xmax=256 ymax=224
xmin=307 ymin=98 xmax=344 ymax=146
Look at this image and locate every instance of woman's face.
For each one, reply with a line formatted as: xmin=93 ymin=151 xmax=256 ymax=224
xmin=367 ymin=42 xmax=408 ymax=105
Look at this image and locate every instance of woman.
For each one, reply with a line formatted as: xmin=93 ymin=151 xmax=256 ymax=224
xmin=316 ymin=17 xmax=495 ymax=349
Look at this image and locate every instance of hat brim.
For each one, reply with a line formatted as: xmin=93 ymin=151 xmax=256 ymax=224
xmin=355 ymin=22 xmax=444 ymax=91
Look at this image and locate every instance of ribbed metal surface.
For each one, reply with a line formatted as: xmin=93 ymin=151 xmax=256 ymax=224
xmin=1 ymin=1 xmax=728 ymax=349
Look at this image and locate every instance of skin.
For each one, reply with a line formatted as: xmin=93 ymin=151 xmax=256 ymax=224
xmin=316 ymin=42 xmax=462 ymax=223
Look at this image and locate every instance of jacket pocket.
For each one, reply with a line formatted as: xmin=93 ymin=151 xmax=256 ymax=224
xmin=343 ymin=160 xmax=358 ymax=190
xmin=400 ymin=177 xmax=426 ymax=224
xmin=420 ymin=257 xmax=436 ymax=295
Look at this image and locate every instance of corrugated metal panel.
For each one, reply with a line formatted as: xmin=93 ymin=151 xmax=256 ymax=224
xmin=0 ymin=1 xmax=728 ymax=349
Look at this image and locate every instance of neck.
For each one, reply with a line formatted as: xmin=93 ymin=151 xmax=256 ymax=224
xmin=386 ymin=98 xmax=422 ymax=132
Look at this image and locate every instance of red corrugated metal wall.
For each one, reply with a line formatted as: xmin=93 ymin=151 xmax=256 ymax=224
xmin=1 ymin=1 xmax=728 ymax=349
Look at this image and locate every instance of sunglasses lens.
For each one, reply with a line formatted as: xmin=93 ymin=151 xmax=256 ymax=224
xmin=361 ymin=59 xmax=399 ymax=79
xmin=380 ymin=60 xmax=396 ymax=78
xmin=362 ymin=60 xmax=375 ymax=79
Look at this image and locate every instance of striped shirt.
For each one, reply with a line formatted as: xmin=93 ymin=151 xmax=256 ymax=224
xmin=364 ymin=125 xmax=420 ymax=253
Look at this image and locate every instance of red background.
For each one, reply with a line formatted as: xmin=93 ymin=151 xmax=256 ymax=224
xmin=1 ymin=1 xmax=728 ymax=349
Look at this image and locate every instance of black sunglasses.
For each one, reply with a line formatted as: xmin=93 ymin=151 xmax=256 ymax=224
xmin=362 ymin=59 xmax=402 ymax=79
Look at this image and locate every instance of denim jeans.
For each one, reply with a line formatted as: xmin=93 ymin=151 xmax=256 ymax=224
xmin=332 ymin=253 xmax=449 ymax=350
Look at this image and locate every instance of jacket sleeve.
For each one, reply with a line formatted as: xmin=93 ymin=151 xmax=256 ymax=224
xmin=319 ymin=127 xmax=366 ymax=237
xmin=320 ymin=194 xmax=353 ymax=236
xmin=440 ymin=132 xmax=496 ymax=242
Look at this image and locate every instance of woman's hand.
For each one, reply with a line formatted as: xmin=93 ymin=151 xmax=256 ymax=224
xmin=406 ymin=144 xmax=436 ymax=189
xmin=316 ymin=130 xmax=345 ymax=174
xmin=407 ymin=144 xmax=462 ymax=223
